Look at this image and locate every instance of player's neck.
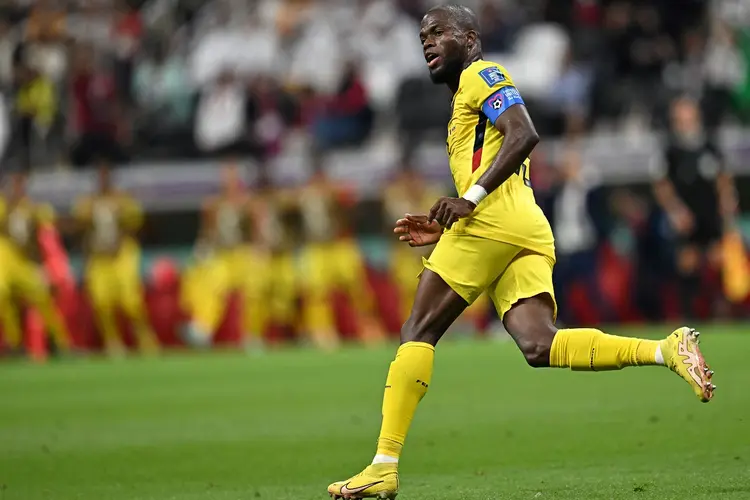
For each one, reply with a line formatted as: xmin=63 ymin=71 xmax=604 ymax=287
xmin=447 ymin=53 xmax=483 ymax=95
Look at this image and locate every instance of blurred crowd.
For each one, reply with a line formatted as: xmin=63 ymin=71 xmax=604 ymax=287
xmin=0 ymin=0 xmax=749 ymax=357
xmin=0 ymin=0 xmax=747 ymax=169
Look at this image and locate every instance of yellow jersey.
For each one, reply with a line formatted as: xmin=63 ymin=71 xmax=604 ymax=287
xmin=73 ymin=193 xmax=143 ymax=255
xmin=446 ymin=59 xmax=554 ymax=258
xmin=0 ymin=197 xmax=55 ymax=260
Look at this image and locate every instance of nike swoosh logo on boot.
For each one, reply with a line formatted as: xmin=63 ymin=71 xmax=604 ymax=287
xmin=340 ymin=480 xmax=384 ymax=495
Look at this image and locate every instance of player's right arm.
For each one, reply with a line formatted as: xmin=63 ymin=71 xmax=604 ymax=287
xmin=393 ymin=214 xmax=442 ymax=247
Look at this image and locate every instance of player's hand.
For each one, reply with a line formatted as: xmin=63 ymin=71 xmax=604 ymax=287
xmin=393 ymin=214 xmax=442 ymax=247
xmin=428 ymin=196 xmax=475 ymax=228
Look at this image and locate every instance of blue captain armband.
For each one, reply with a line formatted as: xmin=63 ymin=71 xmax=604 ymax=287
xmin=481 ymin=86 xmax=525 ymax=125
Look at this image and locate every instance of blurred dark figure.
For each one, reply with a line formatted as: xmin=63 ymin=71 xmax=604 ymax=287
xmin=68 ymin=44 xmax=129 ymax=168
xmin=133 ymin=36 xmax=195 ymax=158
xmin=479 ymin=0 xmax=518 ymax=53
xmin=549 ymin=149 xmax=606 ymax=324
xmin=111 ymin=0 xmax=143 ymax=106
xmin=652 ymin=96 xmax=735 ymax=319
xmin=13 ymin=61 xmax=56 ymax=170
xmin=311 ymin=63 xmax=373 ymax=151
xmin=0 ymin=16 xmax=20 ymax=91
xmin=248 ymin=76 xmax=298 ymax=159
xmin=702 ymin=20 xmax=746 ymax=131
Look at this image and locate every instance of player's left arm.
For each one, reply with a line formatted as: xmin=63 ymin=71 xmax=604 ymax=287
xmin=708 ymin=142 xmax=737 ymax=219
xmin=430 ymin=69 xmax=539 ymax=228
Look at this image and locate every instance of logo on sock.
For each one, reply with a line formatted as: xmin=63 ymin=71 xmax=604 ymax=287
xmin=416 ymin=379 xmax=428 ymax=388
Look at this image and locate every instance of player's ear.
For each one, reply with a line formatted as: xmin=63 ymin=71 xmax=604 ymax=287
xmin=466 ymin=30 xmax=478 ymax=51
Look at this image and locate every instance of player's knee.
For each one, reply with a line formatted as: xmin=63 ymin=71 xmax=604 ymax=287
xmin=517 ymin=335 xmax=553 ymax=368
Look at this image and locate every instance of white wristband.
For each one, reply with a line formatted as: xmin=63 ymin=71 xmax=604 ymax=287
xmin=462 ymin=184 xmax=488 ymax=206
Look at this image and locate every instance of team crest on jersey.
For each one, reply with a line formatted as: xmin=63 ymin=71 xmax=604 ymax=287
xmin=478 ymin=66 xmax=505 ymax=87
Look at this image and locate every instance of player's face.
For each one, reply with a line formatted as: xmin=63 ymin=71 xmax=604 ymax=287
xmin=420 ymin=13 xmax=465 ymax=84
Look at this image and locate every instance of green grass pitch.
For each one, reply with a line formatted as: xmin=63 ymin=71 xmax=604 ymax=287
xmin=1 ymin=325 xmax=749 ymax=500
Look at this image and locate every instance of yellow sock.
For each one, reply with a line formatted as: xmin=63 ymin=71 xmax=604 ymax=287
xmin=550 ymin=328 xmax=659 ymax=371
xmin=375 ymin=342 xmax=434 ymax=460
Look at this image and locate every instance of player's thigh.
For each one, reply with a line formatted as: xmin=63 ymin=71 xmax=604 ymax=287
xmin=334 ymin=239 xmax=367 ymax=288
xmin=86 ymin=257 xmax=118 ymax=307
xmin=15 ymin=259 xmax=51 ymax=306
xmin=405 ymin=235 xmax=517 ymax=345
xmin=299 ymin=243 xmax=332 ymax=294
xmin=240 ymin=246 xmax=270 ymax=299
xmin=115 ymin=244 xmax=146 ymax=312
xmin=424 ymin=233 xmax=521 ymax=305
xmin=489 ymin=250 xmax=557 ymax=322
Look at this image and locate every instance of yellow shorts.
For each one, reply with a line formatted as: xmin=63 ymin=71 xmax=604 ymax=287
xmin=423 ymin=233 xmax=557 ymax=320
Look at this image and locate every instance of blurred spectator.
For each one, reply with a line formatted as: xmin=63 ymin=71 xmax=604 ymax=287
xmin=352 ymin=0 xmax=423 ymax=110
xmin=133 ymin=35 xmax=194 ymax=157
xmin=14 ymin=61 xmax=56 ymax=170
xmin=249 ymin=76 xmax=297 ymax=158
xmin=550 ymin=148 xmax=605 ymax=324
xmin=310 ymin=64 xmax=373 ymax=151
xmin=0 ymin=17 xmax=20 ymax=91
xmin=651 ymin=96 xmax=732 ymax=319
xmin=25 ymin=0 xmax=67 ymax=44
xmin=111 ymin=0 xmax=144 ymax=105
xmin=190 ymin=1 xmax=278 ymax=88
xmin=23 ymin=0 xmax=69 ymax=85
xmin=68 ymin=44 xmax=129 ymax=168
xmin=194 ymin=69 xmax=257 ymax=158
xmin=479 ymin=0 xmax=519 ymax=53
xmin=703 ymin=20 xmax=746 ymax=130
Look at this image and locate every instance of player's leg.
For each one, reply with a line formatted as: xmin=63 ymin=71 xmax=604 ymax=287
xmin=337 ymin=238 xmax=384 ymax=344
xmin=239 ymin=246 xmax=270 ymax=349
xmin=18 ymin=259 xmax=71 ymax=352
xmin=86 ymin=257 xmax=123 ymax=354
xmin=269 ymin=251 xmax=299 ymax=335
xmin=181 ymin=252 xmax=232 ymax=347
xmin=676 ymin=243 xmax=702 ymax=320
xmin=300 ymin=243 xmax=339 ymax=349
xmin=494 ymin=251 xmax=715 ymax=401
xmin=327 ymin=269 xmax=467 ymax=499
xmin=328 ymin=234 xmax=509 ymax=499
xmin=117 ymin=241 xmax=159 ymax=353
xmin=0 ymin=274 xmax=23 ymax=352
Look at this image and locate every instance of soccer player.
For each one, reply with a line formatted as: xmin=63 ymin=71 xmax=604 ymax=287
xmin=298 ymin=166 xmax=384 ymax=348
xmin=327 ymin=6 xmax=715 ymax=499
xmin=0 ymin=172 xmax=70 ymax=354
xmin=250 ymin=171 xmax=299 ymax=341
xmin=73 ymin=163 xmax=158 ymax=355
xmin=181 ymin=163 xmax=267 ymax=348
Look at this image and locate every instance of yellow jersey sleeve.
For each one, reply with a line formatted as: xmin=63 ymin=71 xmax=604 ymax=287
xmin=461 ymin=61 xmax=516 ymax=110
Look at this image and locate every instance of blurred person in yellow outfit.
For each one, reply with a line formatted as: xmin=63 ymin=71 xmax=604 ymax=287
xmin=383 ymin=162 xmax=444 ymax=323
xmin=73 ymin=163 xmax=157 ymax=355
xmin=0 ymin=172 xmax=70 ymax=354
xmin=384 ymin=162 xmax=489 ymax=332
xmin=15 ymin=62 xmax=57 ymax=170
xmin=248 ymin=171 xmax=301 ymax=340
xmin=298 ymin=166 xmax=384 ymax=348
xmin=181 ymin=164 xmax=268 ymax=349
